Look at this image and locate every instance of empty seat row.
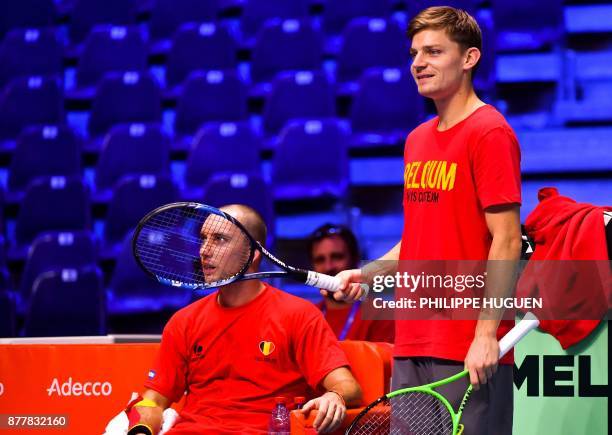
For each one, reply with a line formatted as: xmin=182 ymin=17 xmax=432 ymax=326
xmin=3 ymin=175 xmax=171 ymax=256
xmin=0 ymin=17 xmax=413 ymax=97
xmin=0 ymin=67 xmax=423 ymax=146
xmin=0 ymin=172 xmax=277 ymax=256
xmin=2 ymin=0 xmax=395 ymax=50
xmin=0 ymin=229 xmax=193 ymax=337
xmin=2 ymin=115 xmax=353 ymax=216
xmin=0 ymin=265 xmax=106 ymax=337
xmin=4 ymin=115 xmax=395 ymax=208
xmin=1 ymin=0 xmax=566 ymax=54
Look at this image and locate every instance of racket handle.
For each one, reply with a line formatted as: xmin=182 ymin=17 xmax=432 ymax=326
xmin=498 ymin=312 xmax=540 ymax=358
xmin=305 ymin=271 xmax=342 ymax=292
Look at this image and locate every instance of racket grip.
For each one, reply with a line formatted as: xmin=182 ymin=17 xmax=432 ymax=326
xmin=305 ymin=271 xmax=342 ymax=292
xmin=498 ymin=312 xmax=540 ymax=358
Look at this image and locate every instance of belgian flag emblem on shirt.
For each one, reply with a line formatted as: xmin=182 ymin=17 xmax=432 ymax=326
xmin=259 ymin=341 xmax=276 ymax=356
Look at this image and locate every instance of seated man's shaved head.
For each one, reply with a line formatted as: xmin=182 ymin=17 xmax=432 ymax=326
xmin=220 ymin=204 xmax=268 ymax=247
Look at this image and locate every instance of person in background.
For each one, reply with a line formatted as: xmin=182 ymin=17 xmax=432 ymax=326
xmin=307 ymin=224 xmax=394 ymax=343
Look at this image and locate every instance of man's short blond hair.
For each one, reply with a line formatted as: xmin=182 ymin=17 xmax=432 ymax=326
xmin=408 ymin=6 xmax=482 ymax=74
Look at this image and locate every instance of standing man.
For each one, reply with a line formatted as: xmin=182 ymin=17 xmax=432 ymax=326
xmin=308 ymin=224 xmax=394 ymax=343
xmin=328 ymin=7 xmax=522 ymax=435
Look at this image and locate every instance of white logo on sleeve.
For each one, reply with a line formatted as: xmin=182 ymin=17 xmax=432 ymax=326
xmin=0 ymin=382 xmax=4 ymax=396
xmin=46 ymin=377 xmax=112 ymax=397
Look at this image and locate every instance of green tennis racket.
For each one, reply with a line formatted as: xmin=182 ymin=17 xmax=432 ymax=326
xmin=346 ymin=312 xmax=540 ymax=435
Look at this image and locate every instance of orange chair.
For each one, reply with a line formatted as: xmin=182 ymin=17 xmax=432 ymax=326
xmin=290 ymin=340 xmax=393 ymax=435
xmin=373 ymin=341 xmax=393 ymax=393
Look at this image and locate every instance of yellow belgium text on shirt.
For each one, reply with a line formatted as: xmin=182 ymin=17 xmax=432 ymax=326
xmin=403 ymin=160 xmax=457 ymax=191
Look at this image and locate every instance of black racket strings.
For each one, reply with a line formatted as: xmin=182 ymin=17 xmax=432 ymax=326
xmin=137 ymin=206 xmax=252 ymax=286
xmin=136 ymin=206 xmax=206 ymax=284
xmin=349 ymin=393 xmax=453 ymax=435
xmin=200 ymin=209 xmax=251 ymax=282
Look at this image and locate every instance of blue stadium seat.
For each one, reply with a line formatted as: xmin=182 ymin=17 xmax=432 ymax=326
xmin=336 ymin=18 xmax=407 ymax=93
xmin=71 ymin=25 xmax=147 ymax=100
xmin=0 ymin=188 xmax=4 ymax=235
xmin=24 ymin=266 xmax=106 ymax=336
xmin=174 ymin=70 xmax=247 ymax=146
xmin=165 ymin=22 xmax=237 ymax=94
xmin=250 ymin=19 xmax=322 ymax=95
xmin=473 ymin=11 xmax=496 ymax=96
xmin=19 ymin=230 xmax=97 ymax=311
xmin=0 ymin=28 xmax=62 ymax=87
xmin=0 ymin=0 xmax=56 ymax=40
xmin=183 ymin=121 xmax=261 ymax=199
xmin=218 ymin=0 xmax=244 ymax=11
xmin=7 ymin=125 xmax=81 ymax=201
xmin=203 ymin=172 xmax=274 ymax=232
xmin=0 ymin=76 xmax=63 ymax=147
xmin=240 ymin=0 xmax=309 ymax=46
xmin=88 ymin=72 xmax=162 ymax=139
xmin=492 ymin=0 xmax=563 ymax=52
xmin=95 ymin=123 xmax=169 ymax=199
xmin=349 ymin=67 xmax=424 ymax=147
xmin=272 ymin=119 xmax=349 ymax=200
xmin=0 ymin=291 xmax=16 ymax=337
xmin=0 ymin=235 xmax=9 ymax=293
xmin=13 ymin=177 xmax=90 ymax=252
xmin=69 ymin=0 xmax=137 ymax=45
xmin=322 ymin=0 xmax=392 ymax=54
xmin=107 ymin=231 xmax=191 ymax=314
xmin=262 ymin=70 xmax=334 ymax=138
xmin=104 ymin=175 xmax=177 ymax=253
xmin=149 ymin=0 xmax=220 ymax=53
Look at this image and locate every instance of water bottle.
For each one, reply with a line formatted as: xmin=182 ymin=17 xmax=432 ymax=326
xmin=294 ymin=396 xmax=306 ymax=410
xmin=268 ymin=396 xmax=290 ymax=435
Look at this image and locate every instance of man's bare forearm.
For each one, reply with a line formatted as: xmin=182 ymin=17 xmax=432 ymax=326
xmin=380 ymin=241 xmax=401 ymax=262
xmin=477 ymin=233 xmax=522 ymax=334
xmin=363 ymin=241 xmax=401 ymax=284
xmin=129 ymin=390 xmax=171 ymax=434
xmin=325 ymin=378 xmax=362 ymax=407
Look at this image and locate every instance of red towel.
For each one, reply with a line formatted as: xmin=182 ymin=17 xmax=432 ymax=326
xmin=517 ymin=187 xmax=611 ymax=349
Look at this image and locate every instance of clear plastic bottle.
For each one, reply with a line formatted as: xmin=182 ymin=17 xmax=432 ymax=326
xmin=268 ymin=396 xmax=290 ymax=435
xmin=294 ymin=396 xmax=306 ymax=410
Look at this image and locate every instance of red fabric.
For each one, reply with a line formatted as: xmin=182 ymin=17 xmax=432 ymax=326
xmin=126 ymin=410 xmax=143 ymax=433
xmin=315 ymin=301 xmax=395 ymax=343
xmin=517 ymin=187 xmax=611 ymax=349
xmin=144 ymin=284 xmax=349 ymax=434
xmin=124 ymin=394 xmax=143 ymax=430
xmin=397 ymin=104 xmax=522 ymax=364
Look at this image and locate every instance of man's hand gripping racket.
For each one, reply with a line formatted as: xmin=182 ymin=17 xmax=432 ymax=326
xmin=345 ymin=312 xmax=540 ymax=435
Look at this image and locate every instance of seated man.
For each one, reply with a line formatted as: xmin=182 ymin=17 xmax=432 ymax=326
xmin=308 ymin=224 xmax=394 ymax=343
xmin=127 ymin=205 xmax=362 ymax=434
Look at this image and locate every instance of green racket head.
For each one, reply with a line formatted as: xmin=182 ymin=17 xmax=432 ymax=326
xmin=346 ymin=370 xmax=474 ymax=435
xmin=347 ymin=313 xmax=540 ymax=434
xmin=346 ymin=389 xmax=457 ymax=435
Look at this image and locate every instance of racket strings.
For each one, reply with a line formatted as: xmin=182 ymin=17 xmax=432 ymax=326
xmin=349 ymin=392 xmax=453 ymax=435
xmin=135 ymin=206 xmax=252 ymax=286
xmin=200 ymin=208 xmax=251 ymax=282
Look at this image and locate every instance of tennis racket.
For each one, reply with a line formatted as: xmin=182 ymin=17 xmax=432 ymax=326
xmin=132 ymin=202 xmax=343 ymax=292
xmin=346 ymin=312 xmax=540 ymax=435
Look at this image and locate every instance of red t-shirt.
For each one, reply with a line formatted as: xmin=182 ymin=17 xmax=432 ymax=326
xmin=144 ymin=283 xmax=349 ymax=434
xmin=397 ymin=104 xmax=521 ymax=363
xmin=315 ymin=300 xmax=395 ymax=343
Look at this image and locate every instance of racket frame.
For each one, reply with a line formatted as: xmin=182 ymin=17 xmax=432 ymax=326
xmin=346 ymin=312 xmax=540 ymax=435
xmin=133 ymin=202 xmax=314 ymax=289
